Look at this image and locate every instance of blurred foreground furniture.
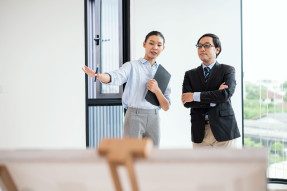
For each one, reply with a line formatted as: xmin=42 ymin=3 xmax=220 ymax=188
xmin=98 ymin=138 xmax=152 ymax=191
xmin=0 ymin=165 xmax=18 ymax=191
xmin=0 ymin=141 xmax=267 ymax=191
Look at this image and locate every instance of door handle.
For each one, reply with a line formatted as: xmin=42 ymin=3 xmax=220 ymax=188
xmin=94 ymin=35 xmax=100 ymax=45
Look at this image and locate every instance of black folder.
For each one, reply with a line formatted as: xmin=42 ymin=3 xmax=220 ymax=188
xmin=145 ymin=64 xmax=171 ymax=106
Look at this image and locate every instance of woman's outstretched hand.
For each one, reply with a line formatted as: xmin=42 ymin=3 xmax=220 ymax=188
xmin=82 ymin=65 xmax=97 ymax=78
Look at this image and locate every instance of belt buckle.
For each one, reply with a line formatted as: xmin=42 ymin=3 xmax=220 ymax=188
xmin=204 ymin=114 xmax=209 ymax=125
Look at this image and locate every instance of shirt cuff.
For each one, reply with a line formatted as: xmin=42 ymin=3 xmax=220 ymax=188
xmin=105 ymin=73 xmax=112 ymax=83
xmin=193 ymin=92 xmax=201 ymax=102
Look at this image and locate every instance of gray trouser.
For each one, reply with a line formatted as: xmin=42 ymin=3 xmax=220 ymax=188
xmin=124 ymin=107 xmax=160 ymax=146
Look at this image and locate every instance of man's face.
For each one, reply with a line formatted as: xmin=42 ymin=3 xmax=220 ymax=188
xmin=197 ymin=36 xmax=220 ymax=65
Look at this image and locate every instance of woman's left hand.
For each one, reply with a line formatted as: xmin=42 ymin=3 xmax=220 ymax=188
xmin=147 ymin=79 xmax=160 ymax=93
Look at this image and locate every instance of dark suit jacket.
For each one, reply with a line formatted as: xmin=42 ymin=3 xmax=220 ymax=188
xmin=182 ymin=62 xmax=241 ymax=143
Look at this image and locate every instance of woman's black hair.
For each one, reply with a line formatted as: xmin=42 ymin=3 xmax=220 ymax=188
xmin=144 ymin=31 xmax=165 ymax=44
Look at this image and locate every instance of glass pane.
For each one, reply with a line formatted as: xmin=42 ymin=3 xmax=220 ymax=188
xmin=100 ymin=0 xmax=122 ymax=94
xmin=243 ymin=0 xmax=287 ymax=179
xmin=87 ymin=0 xmax=122 ymax=99
xmin=88 ymin=105 xmax=124 ymax=148
xmin=87 ymin=0 xmax=100 ymax=99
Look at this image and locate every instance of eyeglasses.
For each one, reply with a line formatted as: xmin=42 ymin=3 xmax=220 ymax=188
xmin=196 ymin=44 xmax=214 ymax=49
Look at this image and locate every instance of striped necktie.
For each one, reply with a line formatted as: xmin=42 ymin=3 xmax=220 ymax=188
xmin=204 ymin=67 xmax=210 ymax=82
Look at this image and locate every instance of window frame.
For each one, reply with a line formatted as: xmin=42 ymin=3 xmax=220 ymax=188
xmin=85 ymin=0 xmax=130 ymax=146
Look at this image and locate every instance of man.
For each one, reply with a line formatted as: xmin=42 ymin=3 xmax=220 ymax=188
xmin=181 ymin=33 xmax=240 ymax=148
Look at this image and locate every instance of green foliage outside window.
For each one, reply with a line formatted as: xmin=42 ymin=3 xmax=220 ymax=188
xmin=244 ymin=81 xmax=287 ymax=119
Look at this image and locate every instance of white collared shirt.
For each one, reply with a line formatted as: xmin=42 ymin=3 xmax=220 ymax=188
xmin=108 ymin=58 xmax=171 ymax=109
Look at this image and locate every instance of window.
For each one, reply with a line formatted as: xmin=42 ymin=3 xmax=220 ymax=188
xmin=243 ymin=0 xmax=287 ymax=182
xmin=85 ymin=0 xmax=130 ymax=147
xmin=87 ymin=0 xmax=123 ymax=99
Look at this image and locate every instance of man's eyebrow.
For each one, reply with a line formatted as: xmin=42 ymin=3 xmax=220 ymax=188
xmin=199 ymin=42 xmax=212 ymax=45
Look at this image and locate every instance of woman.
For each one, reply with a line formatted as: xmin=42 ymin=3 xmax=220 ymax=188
xmin=82 ymin=31 xmax=171 ymax=146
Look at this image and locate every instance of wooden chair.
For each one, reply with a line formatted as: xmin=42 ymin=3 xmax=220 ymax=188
xmin=98 ymin=138 xmax=152 ymax=191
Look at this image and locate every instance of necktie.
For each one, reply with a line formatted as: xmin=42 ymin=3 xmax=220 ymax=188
xmin=204 ymin=67 xmax=210 ymax=82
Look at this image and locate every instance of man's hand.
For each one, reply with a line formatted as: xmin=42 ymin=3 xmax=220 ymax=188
xmin=147 ymin=79 xmax=160 ymax=93
xmin=219 ymin=82 xmax=228 ymax=90
xmin=182 ymin=92 xmax=194 ymax=104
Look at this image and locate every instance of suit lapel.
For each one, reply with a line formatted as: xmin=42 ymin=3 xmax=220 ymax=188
xmin=207 ymin=62 xmax=220 ymax=83
xmin=196 ymin=66 xmax=207 ymax=87
xmin=196 ymin=62 xmax=220 ymax=88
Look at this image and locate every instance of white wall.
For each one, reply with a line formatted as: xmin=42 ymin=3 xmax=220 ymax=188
xmin=0 ymin=0 xmax=86 ymax=148
xmin=0 ymin=0 xmax=242 ymax=149
xmin=131 ymin=0 xmax=242 ymax=148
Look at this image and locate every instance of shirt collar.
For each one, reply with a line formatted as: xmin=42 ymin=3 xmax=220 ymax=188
xmin=202 ymin=61 xmax=216 ymax=70
xmin=139 ymin=58 xmax=159 ymax=67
